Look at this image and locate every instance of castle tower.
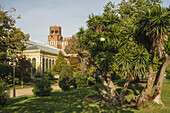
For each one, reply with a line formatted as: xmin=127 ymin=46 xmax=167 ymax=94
xmin=48 ymin=25 xmax=66 ymax=49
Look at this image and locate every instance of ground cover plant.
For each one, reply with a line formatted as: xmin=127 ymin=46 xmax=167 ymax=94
xmin=0 ymin=79 xmax=169 ymax=113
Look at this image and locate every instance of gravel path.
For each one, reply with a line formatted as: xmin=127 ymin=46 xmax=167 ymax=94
xmin=9 ymin=85 xmax=60 ymax=98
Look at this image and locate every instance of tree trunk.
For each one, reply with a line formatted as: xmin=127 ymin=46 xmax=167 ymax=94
xmin=98 ymin=74 xmax=119 ymax=105
xmin=152 ymin=54 xmax=170 ymax=105
xmin=134 ymin=53 xmax=156 ymax=106
xmin=119 ymin=76 xmax=131 ymax=105
xmin=88 ymin=57 xmax=120 ymax=105
xmin=21 ymin=72 xmax=23 ymax=88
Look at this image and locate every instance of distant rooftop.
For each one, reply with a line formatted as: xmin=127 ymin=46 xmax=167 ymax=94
xmin=25 ymin=40 xmax=70 ymax=57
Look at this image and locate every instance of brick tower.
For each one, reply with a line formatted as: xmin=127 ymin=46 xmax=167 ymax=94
xmin=48 ymin=25 xmax=68 ymax=49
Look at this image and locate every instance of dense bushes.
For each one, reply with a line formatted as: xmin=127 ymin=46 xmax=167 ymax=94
xmin=59 ymin=65 xmax=74 ymax=91
xmin=73 ymin=72 xmax=88 ymax=88
xmin=0 ymin=79 xmax=9 ymax=106
xmin=32 ymin=78 xmax=52 ymax=96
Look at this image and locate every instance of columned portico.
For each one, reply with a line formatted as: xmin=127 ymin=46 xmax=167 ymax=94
xmin=21 ymin=40 xmax=70 ymax=74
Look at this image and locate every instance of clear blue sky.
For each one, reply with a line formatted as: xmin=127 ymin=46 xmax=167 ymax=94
xmin=1 ymin=0 xmax=169 ymax=43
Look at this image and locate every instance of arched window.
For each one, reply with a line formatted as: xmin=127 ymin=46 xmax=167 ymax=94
xmin=49 ymin=59 xmax=51 ymax=70
xmin=46 ymin=59 xmax=48 ymax=70
xmin=42 ymin=58 xmax=45 ymax=73
xmin=32 ymin=58 xmax=36 ymax=74
xmin=52 ymin=60 xmax=54 ymax=66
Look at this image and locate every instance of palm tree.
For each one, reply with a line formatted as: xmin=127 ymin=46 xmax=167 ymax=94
xmin=135 ymin=5 xmax=170 ymax=105
xmin=115 ymin=48 xmax=133 ymax=104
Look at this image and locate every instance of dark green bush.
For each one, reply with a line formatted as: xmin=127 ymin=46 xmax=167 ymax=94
xmin=15 ymin=78 xmax=20 ymax=85
xmin=44 ymin=70 xmax=54 ymax=80
xmin=0 ymin=79 xmax=9 ymax=106
xmin=73 ymin=72 xmax=88 ymax=88
xmin=59 ymin=65 xmax=73 ymax=91
xmin=32 ymin=78 xmax=52 ymax=96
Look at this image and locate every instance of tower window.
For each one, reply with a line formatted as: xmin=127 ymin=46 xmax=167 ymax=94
xmin=51 ymin=30 xmax=54 ymax=34
xmin=60 ymin=37 xmax=63 ymax=41
xmin=55 ymin=30 xmax=58 ymax=34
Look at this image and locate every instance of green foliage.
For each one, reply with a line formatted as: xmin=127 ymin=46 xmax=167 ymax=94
xmin=0 ymin=6 xmax=29 ymax=57
xmin=93 ymin=83 xmax=106 ymax=91
xmin=136 ymin=4 xmax=170 ymax=57
xmin=0 ymin=63 xmax=12 ymax=83
xmin=52 ymin=51 xmax=67 ymax=74
xmin=0 ymin=79 xmax=9 ymax=106
xmin=69 ymin=55 xmax=81 ymax=73
xmin=32 ymin=78 xmax=52 ymax=96
xmin=44 ymin=70 xmax=54 ymax=80
xmin=73 ymin=72 xmax=88 ymax=88
xmin=0 ymin=53 xmax=7 ymax=62
xmin=15 ymin=78 xmax=20 ymax=85
xmin=111 ymin=72 xmax=121 ymax=81
xmin=59 ymin=65 xmax=74 ymax=91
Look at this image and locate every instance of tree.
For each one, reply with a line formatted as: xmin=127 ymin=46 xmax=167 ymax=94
xmin=59 ymin=65 xmax=74 ymax=91
xmin=68 ymin=55 xmax=81 ymax=73
xmin=0 ymin=6 xmax=29 ymax=61
xmin=65 ymin=35 xmax=88 ymax=74
xmin=135 ymin=5 xmax=170 ymax=106
xmin=76 ymin=0 xmax=169 ymax=107
xmin=77 ymin=2 xmax=130 ymax=105
xmin=16 ymin=55 xmax=31 ymax=88
xmin=52 ymin=51 xmax=67 ymax=74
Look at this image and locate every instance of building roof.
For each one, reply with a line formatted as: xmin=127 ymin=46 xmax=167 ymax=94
xmin=25 ymin=40 xmax=70 ymax=57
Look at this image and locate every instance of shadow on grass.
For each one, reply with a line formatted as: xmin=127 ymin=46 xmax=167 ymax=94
xmin=115 ymin=82 xmax=145 ymax=96
xmin=0 ymin=87 xmax=139 ymax=113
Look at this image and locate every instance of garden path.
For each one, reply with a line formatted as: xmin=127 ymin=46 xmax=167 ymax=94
xmin=9 ymin=85 xmax=60 ymax=98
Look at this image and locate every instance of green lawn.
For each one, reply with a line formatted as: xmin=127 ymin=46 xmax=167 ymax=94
xmin=0 ymin=79 xmax=170 ymax=113
xmin=8 ymin=85 xmax=32 ymax=90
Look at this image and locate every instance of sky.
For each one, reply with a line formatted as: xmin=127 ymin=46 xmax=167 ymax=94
xmin=1 ymin=0 xmax=170 ymax=43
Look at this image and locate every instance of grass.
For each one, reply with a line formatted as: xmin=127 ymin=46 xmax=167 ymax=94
xmin=8 ymin=85 xmax=32 ymax=90
xmin=0 ymin=79 xmax=170 ymax=113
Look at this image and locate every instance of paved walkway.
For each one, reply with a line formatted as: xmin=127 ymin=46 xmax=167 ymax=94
xmin=9 ymin=85 xmax=60 ymax=98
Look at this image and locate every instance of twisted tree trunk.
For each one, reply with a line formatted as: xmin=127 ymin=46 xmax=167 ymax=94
xmin=134 ymin=53 xmax=156 ymax=107
xmin=152 ymin=54 xmax=170 ymax=105
xmin=119 ymin=76 xmax=131 ymax=105
xmin=98 ymin=74 xmax=119 ymax=105
xmin=21 ymin=72 xmax=23 ymax=88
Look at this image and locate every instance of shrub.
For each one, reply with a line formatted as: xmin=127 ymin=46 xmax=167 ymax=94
xmin=32 ymin=78 xmax=52 ymax=96
xmin=44 ymin=70 xmax=54 ymax=80
xmin=59 ymin=65 xmax=73 ymax=91
xmin=73 ymin=72 xmax=88 ymax=88
xmin=15 ymin=78 xmax=20 ymax=85
xmin=0 ymin=79 xmax=9 ymax=106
